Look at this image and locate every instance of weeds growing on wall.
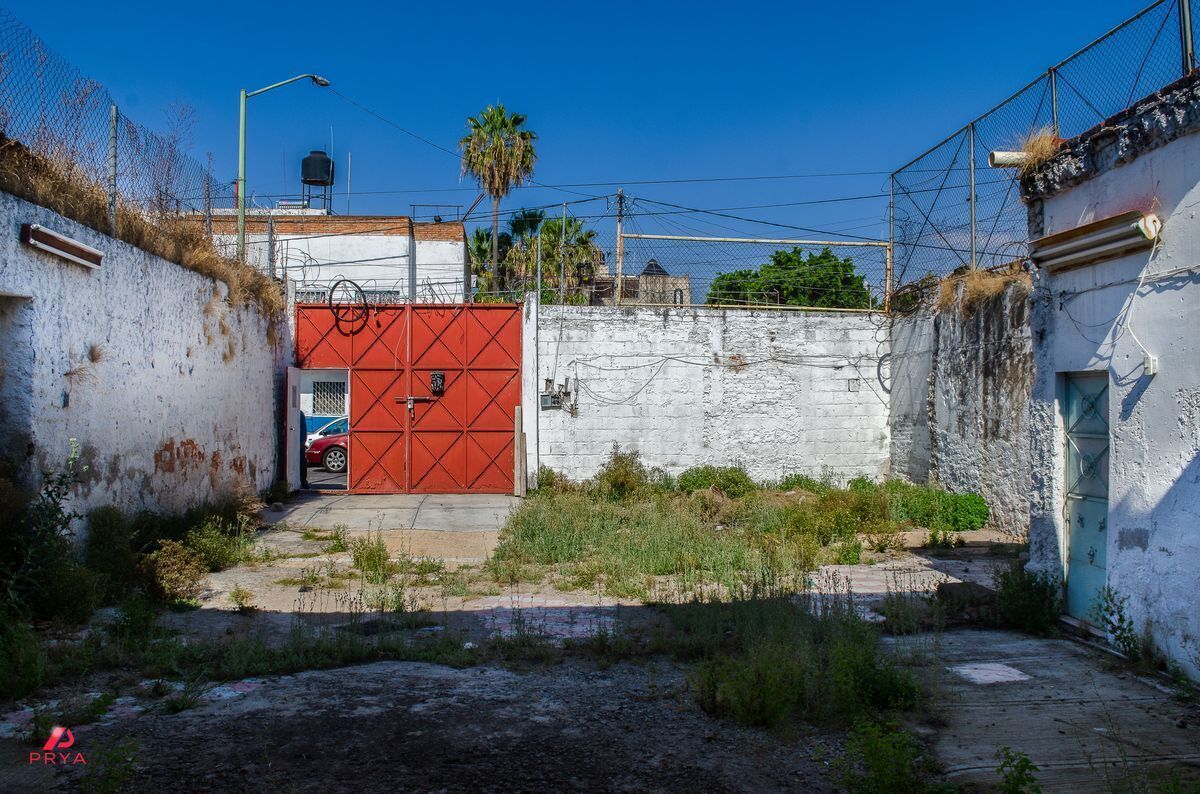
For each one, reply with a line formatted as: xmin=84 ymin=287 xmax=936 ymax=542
xmin=935 ymin=264 xmax=1032 ymax=314
xmin=0 ymin=135 xmax=283 ymax=314
xmin=492 ymin=448 xmax=990 ymax=598
xmin=992 ymin=564 xmax=1062 ymax=636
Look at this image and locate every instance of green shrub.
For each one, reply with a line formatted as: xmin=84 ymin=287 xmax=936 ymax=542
xmin=677 ymin=465 xmax=757 ymax=498
xmin=683 ymin=598 xmax=917 ymax=728
xmin=884 ymin=479 xmax=989 ymax=532
xmin=694 ymin=640 xmax=803 ymax=727
xmin=995 ymin=745 xmax=1041 ymax=794
xmin=0 ymin=613 xmax=46 ymax=699
xmin=144 ymin=540 xmax=207 ymax=603
xmin=85 ymin=507 xmax=138 ymax=600
xmin=184 ymin=516 xmax=253 ymax=572
xmin=838 ymin=721 xmax=937 ymax=793
xmin=993 ymin=564 xmax=1061 ymax=635
xmin=945 ymin=492 xmax=989 ymax=531
xmin=1091 ymin=586 xmax=1143 ymax=661
xmin=835 ymin=539 xmax=864 ymax=565
xmin=594 ymin=445 xmax=651 ymax=501
xmin=778 ymin=472 xmax=833 ymax=494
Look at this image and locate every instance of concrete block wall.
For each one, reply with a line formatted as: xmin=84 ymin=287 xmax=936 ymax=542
xmin=0 ymin=191 xmax=282 ymax=517
xmin=529 ymin=304 xmax=891 ymax=483
xmin=887 ymin=285 xmax=1034 ymax=536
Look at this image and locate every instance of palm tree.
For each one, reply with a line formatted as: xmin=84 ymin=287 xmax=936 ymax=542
xmin=459 ymin=105 xmax=537 ymax=291
xmin=508 ymin=208 xmax=545 ymax=241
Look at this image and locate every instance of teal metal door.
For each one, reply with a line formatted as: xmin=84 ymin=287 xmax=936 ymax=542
xmin=1064 ymin=373 xmax=1110 ymax=622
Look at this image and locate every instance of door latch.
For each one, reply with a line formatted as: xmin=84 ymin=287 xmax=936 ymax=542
xmin=395 ymin=395 xmax=435 ymax=417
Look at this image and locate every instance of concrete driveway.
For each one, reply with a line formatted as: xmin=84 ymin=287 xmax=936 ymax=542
xmin=262 ymin=492 xmax=521 ymax=562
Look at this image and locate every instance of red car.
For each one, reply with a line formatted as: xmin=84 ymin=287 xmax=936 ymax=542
xmin=305 ymin=417 xmax=348 ymax=473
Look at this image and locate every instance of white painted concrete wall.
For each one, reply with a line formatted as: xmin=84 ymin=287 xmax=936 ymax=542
xmin=215 ymin=227 xmax=465 ymax=301
xmin=529 ymin=305 xmax=891 ymax=483
xmin=888 ymin=286 xmax=1034 ymax=536
xmin=1027 ymin=135 xmax=1200 ymax=679
xmin=0 ymin=191 xmax=280 ymax=517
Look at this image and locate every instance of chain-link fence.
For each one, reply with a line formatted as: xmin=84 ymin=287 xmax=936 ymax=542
xmin=0 ymin=7 xmax=229 ymax=223
xmin=891 ymin=0 xmax=1197 ymax=289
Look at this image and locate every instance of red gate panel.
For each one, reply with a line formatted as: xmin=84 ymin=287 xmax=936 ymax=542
xmin=294 ymin=302 xmax=521 ymax=494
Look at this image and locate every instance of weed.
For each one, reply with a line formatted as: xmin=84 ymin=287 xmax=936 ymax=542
xmin=0 ymin=618 xmax=46 ymax=699
xmin=594 ymin=444 xmax=652 ymax=501
xmin=837 ymin=720 xmax=941 ymax=793
xmin=350 ymin=531 xmax=391 ymax=584
xmin=778 ymin=472 xmax=833 ymax=494
xmin=995 ymin=745 xmax=1041 ymax=793
xmin=80 ymin=738 xmax=139 ymax=794
xmin=993 ymin=564 xmax=1061 ymax=636
xmin=229 ymin=584 xmax=255 ymax=613
xmin=184 ymin=515 xmax=254 ymax=571
xmin=162 ymin=679 xmax=207 ymax=713
xmin=323 ymin=524 xmax=349 ymax=553
xmin=677 ymin=465 xmax=757 ymax=498
xmin=1091 ymin=586 xmax=1142 ymax=661
xmin=84 ymin=506 xmax=138 ymax=601
xmin=143 ymin=540 xmax=207 ymax=602
xmin=836 ymin=539 xmax=864 ymax=565
xmin=924 ymin=528 xmax=963 ymax=550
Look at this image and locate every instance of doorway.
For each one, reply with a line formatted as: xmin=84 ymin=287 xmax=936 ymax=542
xmin=1062 ymin=372 xmax=1110 ymax=623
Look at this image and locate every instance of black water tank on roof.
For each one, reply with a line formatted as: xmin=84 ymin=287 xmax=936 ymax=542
xmin=301 ymin=150 xmax=334 ymax=186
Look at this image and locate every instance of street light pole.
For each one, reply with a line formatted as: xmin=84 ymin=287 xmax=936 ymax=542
xmin=236 ymin=73 xmax=330 ymax=263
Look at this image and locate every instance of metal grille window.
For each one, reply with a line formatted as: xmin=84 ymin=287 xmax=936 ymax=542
xmin=312 ymin=381 xmax=346 ymax=416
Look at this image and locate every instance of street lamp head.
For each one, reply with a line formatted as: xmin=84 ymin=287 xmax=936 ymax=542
xmin=311 ymin=75 xmax=331 ymax=87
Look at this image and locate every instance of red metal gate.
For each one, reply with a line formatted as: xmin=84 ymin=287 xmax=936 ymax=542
xmin=295 ymin=303 xmax=522 ymax=494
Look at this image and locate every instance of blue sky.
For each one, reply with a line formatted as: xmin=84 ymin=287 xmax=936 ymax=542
xmin=3 ymin=0 xmax=1151 ymax=240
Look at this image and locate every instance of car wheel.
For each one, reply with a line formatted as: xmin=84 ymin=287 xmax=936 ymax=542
xmin=322 ymin=446 xmax=347 ymax=473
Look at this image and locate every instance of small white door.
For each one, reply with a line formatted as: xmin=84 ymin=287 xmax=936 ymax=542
xmin=285 ymin=366 xmax=302 ymax=492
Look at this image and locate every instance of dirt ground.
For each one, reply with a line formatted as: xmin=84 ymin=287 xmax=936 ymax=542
xmin=5 ymin=512 xmax=1198 ymax=792
xmin=9 ymin=660 xmax=839 ymax=793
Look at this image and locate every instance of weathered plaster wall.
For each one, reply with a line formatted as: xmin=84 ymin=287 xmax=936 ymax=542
xmin=0 ymin=191 xmax=281 ymax=516
xmin=1024 ymin=82 xmax=1200 ymax=678
xmin=530 ymin=305 xmax=891 ymax=483
xmin=887 ymin=285 xmax=1034 ymax=536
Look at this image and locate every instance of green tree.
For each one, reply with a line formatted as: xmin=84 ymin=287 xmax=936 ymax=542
xmin=459 ymin=105 xmax=537 ymax=291
xmin=706 ymin=247 xmax=874 ymax=309
xmin=467 ymin=227 xmax=512 ymax=294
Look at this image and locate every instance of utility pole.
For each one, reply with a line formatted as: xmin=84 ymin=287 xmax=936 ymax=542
xmin=615 ymin=189 xmax=625 ymax=307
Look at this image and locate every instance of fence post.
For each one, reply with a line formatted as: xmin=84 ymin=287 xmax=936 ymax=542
xmin=885 ymin=175 xmax=895 ymax=311
xmin=1181 ymin=0 xmax=1195 ymax=77
xmin=204 ymin=153 xmax=213 ymax=239
xmin=1049 ymin=68 xmax=1060 ymax=137
xmin=107 ymin=104 xmax=117 ymax=237
xmin=968 ymin=122 xmax=977 ymax=268
xmin=615 ymin=188 xmax=624 ymax=306
xmin=267 ymin=217 xmax=276 ymax=280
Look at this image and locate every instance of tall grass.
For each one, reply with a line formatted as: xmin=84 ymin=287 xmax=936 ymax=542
xmin=0 ymin=134 xmax=282 ymax=313
xmin=494 ymin=451 xmax=991 ymax=599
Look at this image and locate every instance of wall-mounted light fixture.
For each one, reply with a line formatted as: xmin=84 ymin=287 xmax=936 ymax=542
xmin=1030 ymin=211 xmax=1161 ymax=273
xmin=20 ymin=224 xmax=103 ymax=270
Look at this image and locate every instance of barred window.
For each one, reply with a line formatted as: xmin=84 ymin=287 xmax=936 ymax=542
xmin=312 ymin=381 xmax=346 ymax=416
